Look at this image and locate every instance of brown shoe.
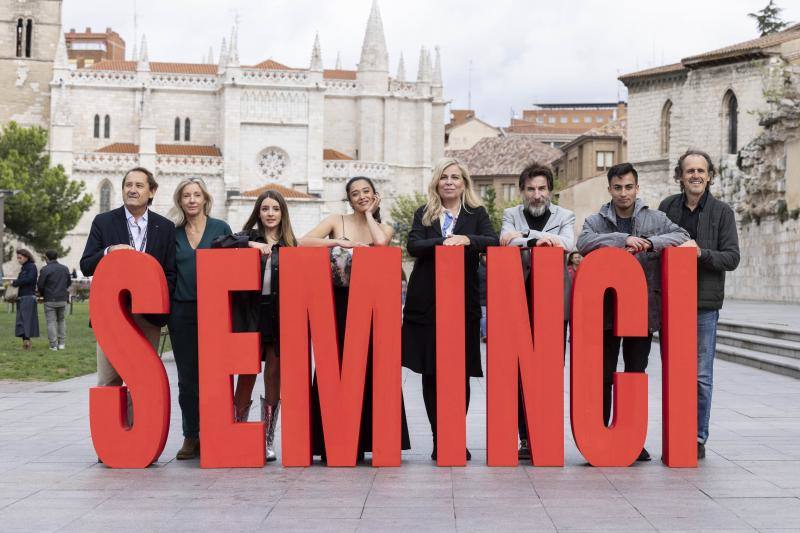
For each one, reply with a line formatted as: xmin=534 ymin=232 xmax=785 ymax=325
xmin=22 ymin=339 xmax=31 ymax=351
xmin=176 ymin=437 xmax=200 ymax=460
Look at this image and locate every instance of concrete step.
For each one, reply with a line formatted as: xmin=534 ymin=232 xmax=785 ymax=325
xmin=715 ymin=344 xmax=800 ymax=379
xmin=717 ymin=319 xmax=800 ymax=344
xmin=715 ymin=329 xmax=800 ymax=360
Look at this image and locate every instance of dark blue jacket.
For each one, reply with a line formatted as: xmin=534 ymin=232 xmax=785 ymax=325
xmin=12 ymin=261 xmax=37 ymax=297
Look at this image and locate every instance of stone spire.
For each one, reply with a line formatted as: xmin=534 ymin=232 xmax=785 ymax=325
xmin=54 ymin=31 xmax=69 ymax=69
xmin=432 ymin=46 xmax=442 ymax=87
xmin=310 ymin=33 xmax=322 ymax=71
xmin=416 ymin=46 xmax=431 ymax=82
xmin=218 ymin=37 xmax=228 ymax=69
xmin=396 ymin=52 xmax=405 ymax=81
xmin=227 ymin=26 xmax=239 ymax=67
xmin=207 ymin=46 xmax=214 ymax=64
xmin=358 ymin=0 xmax=388 ymax=72
xmin=137 ymin=34 xmax=150 ymax=71
xmin=53 ymin=83 xmax=72 ymax=124
xmin=335 ymin=51 xmax=342 ymax=70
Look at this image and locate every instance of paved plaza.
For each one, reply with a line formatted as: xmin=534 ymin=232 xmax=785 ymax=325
xmin=0 ymin=301 xmax=799 ymax=532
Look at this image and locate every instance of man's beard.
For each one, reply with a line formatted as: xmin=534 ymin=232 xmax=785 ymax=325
xmin=526 ymin=198 xmax=550 ymax=217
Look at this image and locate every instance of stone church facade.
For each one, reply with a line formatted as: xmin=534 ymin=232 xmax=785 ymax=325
xmin=2 ymin=1 xmax=446 ymax=272
xmin=620 ymin=24 xmax=800 ymax=302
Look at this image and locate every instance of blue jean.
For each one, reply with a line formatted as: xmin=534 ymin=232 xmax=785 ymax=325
xmin=697 ymin=309 xmax=719 ymax=444
xmin=480 ymin=305 xmax=487 ymax=339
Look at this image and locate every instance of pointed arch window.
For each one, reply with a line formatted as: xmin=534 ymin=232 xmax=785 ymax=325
xmin=660 ymin=100 xmax=672 ymax=156
xmin=174 ymin=118 xmax=181 ymax=141
xmin=103 ymin=115 xmax=111 ymax=139
xmin=99 ymin=180 xmax=112 ymax=214
xmin=25 ymin=19 xmax=33 ymax=58
xmin=184 ymin=118 xmax=191 ymax=141
xmin=93 ymin=115 xmax=100 ymax=138
xmin=723 ymin=90 xmax=738 ymax=155
xmin=15 ymin=19 xmax=23 ymax=57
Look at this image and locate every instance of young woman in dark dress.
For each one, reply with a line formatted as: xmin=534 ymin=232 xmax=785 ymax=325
xmin=401 ymin=157 xmax=498 ymax=460
xmin=12 ymin=249 xmax=39 ymax=350
xmin=300 ymin=176 xmax=411 ymax=461
xmin=213 ymin=189 xmax=297 ymax=462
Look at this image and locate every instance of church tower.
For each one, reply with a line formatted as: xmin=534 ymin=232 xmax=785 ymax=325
xmin=0 ymin=0 xmax=62 ymax=128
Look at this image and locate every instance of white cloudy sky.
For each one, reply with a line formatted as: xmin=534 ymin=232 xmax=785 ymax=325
xmin=63 ymin=0 xmax=800 ymax=126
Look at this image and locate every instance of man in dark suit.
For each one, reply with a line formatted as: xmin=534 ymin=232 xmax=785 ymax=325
xmin=80 ymin=167 xmax=176 ymax=389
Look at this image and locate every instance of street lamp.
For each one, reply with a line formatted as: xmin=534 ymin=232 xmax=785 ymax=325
xmin=0 ymin=189 xmax=18 ymax=278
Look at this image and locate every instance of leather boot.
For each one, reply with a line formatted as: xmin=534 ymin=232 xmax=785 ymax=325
xmin=262 ymin=396 xmax=280 ymax=462
xmin=176 ymin=437 xmax=200 ymax=460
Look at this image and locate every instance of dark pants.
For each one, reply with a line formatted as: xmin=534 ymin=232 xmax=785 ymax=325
xmin=518 ymin=320 xmax=568 ymax=441
xmin=168 ymin=301 xmax=200 ymax=439
xmin=421 ymin=374 xmax=471 ymax=437
xmin=602 ymin=329 xmax=652 ymax=426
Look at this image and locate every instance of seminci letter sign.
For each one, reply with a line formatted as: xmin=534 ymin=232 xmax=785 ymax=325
xmin=88 ymin=247 xmax=698 ymax=469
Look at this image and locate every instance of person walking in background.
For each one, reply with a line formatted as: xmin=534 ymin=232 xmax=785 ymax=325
xmin=659 ymin=149 xmax=740 ymax=460
xmin=567 ymin=251 xmax=583 ymax=283
xmin=12 ymin=249 xmax=39 ymax=351
xmin=402 ymin=157 xmax=498 ymax=461
xmin=37 ymin=250 xmax=72 ymax=351
xmin=167 ymin=177 xmax=232 ymax=460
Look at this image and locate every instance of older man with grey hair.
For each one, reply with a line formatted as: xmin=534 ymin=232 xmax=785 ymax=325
xmin=500 ymin=162 xmax=576 ymax=461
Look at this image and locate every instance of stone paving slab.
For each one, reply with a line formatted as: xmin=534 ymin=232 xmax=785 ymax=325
xmin=1 ymin=333 xmax=799 ymax=531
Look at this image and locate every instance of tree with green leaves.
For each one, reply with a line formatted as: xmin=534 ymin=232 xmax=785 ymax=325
xmin=0 ymin=122 xmax=93 ymax=257
xmin=481 ymin=185 xmax=504 ymax=234
xmin=389 ymin=191 xmax=427 ymax=258
xmin=748 ymin=1 xmax=790 ymax=36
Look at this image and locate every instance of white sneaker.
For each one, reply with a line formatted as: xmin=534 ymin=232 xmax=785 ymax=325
xmin=49 ymin=346 xmax=58 ymax=351
xmin=58 ymin=344 xmax=65 ymax=350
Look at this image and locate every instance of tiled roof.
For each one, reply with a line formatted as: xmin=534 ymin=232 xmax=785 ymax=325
xmin=96 ymin=143 xmax=222 ymax=156
xmin=252 ymin=59 xmax=292 ymax=70
xmin=620 ymin=24 xmax=800 ymax=82
xmin=90 ymin=60 xmax=218 ymax=75
xmin=323 ymin=148 xmax=353 ymax=160
xmin=449 ymin=109 xmax=475 ymax=126
xmin=446 ymin=134 xmax=562 ymax=177
xmin=323 ymin=69 xmax=357 ymax=80
xmin=683 ymin=23 xmax=800 ymax=66
xmin=242 ymin=183 xmax=316 ymax=199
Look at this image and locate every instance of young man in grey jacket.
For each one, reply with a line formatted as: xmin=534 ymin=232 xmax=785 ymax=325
xmin=659 ymin=150 xmax=740 ymax=460
xmin=577 ymin=162 xmax=689 ymax=461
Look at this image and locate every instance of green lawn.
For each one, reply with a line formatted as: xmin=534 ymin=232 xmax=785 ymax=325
xmin=0 ymin=301 xmax=171 ymax=382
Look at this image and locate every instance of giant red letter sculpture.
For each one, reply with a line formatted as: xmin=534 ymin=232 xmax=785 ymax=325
xmin=570 ymin=247 xmax=648 ymax=467
xmin=89 ymin=250 xmax=170 ymax=468
xmin=661 ymin=247 xmax=698 ymax=467
xmin=435 ymin=246 xmax=466 ymax=466
xmin=280 ymin=247 xmax=402 ymax=467
xmin=197 ymin=248 xmax=264 ymax=468
xmin=487 ymin=247 xmax=564 ymax=466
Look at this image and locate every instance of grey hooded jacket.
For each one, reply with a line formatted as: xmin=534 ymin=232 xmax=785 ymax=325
xmin=576 ymin=199 xmax=690 ymax=332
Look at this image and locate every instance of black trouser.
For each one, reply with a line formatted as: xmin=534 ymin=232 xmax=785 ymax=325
xmin=168 ymin=301 xmax=200 ymax=439
xmin=518 ymin=320 xmax=568 ymax=441
xmin=602 ymin=329 xmax=652 ymax=426
xmin=421 ymin=374 xmax=471 ymax=437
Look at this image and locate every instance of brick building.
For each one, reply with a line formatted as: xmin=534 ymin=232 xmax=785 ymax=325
xmin=507 ymin=102 xmax=627 ymax=148
xmin=64 ymin=27 xmax=125 ymax=68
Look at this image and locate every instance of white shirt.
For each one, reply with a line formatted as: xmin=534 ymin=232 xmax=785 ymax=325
xmin=124 ymin=206 xmax=149 ymax=252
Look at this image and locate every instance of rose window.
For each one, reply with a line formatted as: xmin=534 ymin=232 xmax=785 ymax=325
xmin=258 ymin=148 xmax=288 ymax=180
